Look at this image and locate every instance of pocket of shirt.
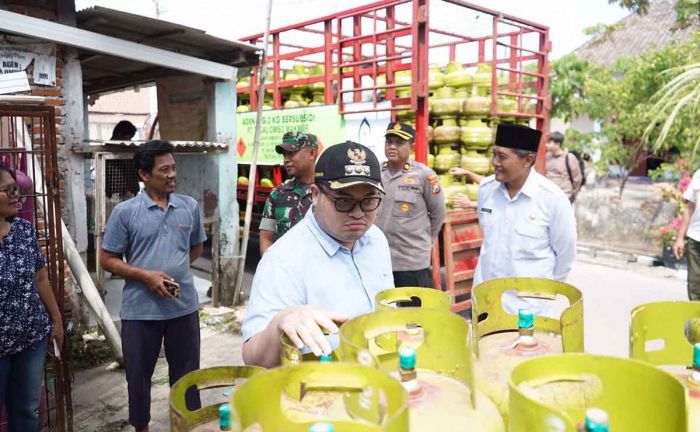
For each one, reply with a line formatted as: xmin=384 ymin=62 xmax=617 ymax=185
xmin=392 ymin=191 xmax=418 ymax=218
xmin=177 ymin=224 xmax=192 ymax=251
xmin=514 ymin=222 xmax=549 ymax=258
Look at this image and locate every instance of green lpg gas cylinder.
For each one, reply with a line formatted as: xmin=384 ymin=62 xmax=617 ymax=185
xmin=170 ymin=366 xmax=264 ymax=432
xmin=630 ymin=301 xmax=700 ymax=430
xmin=661 ymin=345 xmax=700 ymax=431
xmin=508 ymin=353 xmax=687 ymax=432
xmin=472 ymin=278 xmax=584 ymax=423
xmin=230 ymin=362 xmax=410 ymax=432
xmin=578 ymin=408 xmax=609 ymax=432
xmin=280 ymin=332 xmax=340 ymax=366
xmin=338 ymin=308 xmax=505 ymax=432
xmin=375 ymin=287 xmax=451 ymax=312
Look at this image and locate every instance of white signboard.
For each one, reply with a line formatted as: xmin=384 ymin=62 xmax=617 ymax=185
xmin=0 ymin=43 xmax=56 ymax=86
xmin=0 ymin=71 xmax=30 ymax=95
xmin=343 ymin=101 xmax=392 ymax=163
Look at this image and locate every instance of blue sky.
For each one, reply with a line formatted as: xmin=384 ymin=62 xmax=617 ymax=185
xmin=75 ymin=0 xmax=631 ymax=59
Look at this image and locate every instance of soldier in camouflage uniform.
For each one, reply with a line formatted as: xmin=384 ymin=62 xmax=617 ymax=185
xmin=259 ymin=131 xmax=318 ymax=254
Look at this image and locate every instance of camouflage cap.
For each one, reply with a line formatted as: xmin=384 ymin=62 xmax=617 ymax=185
xmin=275 ymin=131 xmax=319 ymax=154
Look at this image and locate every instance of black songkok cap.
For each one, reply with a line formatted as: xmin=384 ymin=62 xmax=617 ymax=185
xmin=495 ymin=123 xmax=542 ymax=152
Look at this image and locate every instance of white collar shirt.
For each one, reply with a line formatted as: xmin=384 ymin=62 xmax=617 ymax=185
xmin=683 ymin=169 xmax=700 ymax=242
xmin=242 ymin=208 xmax=394 ymax=349
xmin=474 ymin=169 xmax=577 ymax=314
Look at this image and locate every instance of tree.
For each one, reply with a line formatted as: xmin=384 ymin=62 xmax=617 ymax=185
xmin=643 ymin=35 xmax=700 ymax=164
xmin=610 ymin=0 xmax=700 ymax=29
xmin=549 ymin=33 xmax=699 ymax=195
xmin=549 ymin=54 xmax=597 ymax=122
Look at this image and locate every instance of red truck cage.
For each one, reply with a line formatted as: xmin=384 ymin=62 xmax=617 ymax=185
xmin=238 ymin=0 xmax=550 ymax=312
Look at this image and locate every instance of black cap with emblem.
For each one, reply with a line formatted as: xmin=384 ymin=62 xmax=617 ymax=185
xmin=495 ymin=123 xmax=542 ymax=153
xmin=314 ymin=141 xmax=384 ymax=192
xmin=385 ymin=122 xmax=415 ymax=142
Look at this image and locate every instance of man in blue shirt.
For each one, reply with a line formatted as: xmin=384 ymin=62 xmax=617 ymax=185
xmin=101 ymin=140 xmax=207 ymax=432
xmin=242 ymin=141 xmax=394 ymax=368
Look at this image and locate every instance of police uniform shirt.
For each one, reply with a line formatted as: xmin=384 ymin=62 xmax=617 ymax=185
xmin=376 ymin=160 xmax=446 ymax=271
xmin=474 ymin=169 xmax=576 ymax=314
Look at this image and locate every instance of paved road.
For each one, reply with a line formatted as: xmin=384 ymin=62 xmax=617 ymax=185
xmin=567 ymin=259 xmax=686 ymax=357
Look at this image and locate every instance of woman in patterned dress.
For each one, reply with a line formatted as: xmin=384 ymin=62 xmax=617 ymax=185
xmin=0 ymin=161 xmax=63 ymax=432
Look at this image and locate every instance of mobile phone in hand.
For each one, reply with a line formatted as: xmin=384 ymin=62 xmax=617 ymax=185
xmin=162 ymin=278 xmax=181 ymax=298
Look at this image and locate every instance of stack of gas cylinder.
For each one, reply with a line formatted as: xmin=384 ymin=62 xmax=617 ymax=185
xmin=234 ymin=61 xmax=541 ymax=208
xmin=170 ymin=282 xmax=693 ymax=431
xmin=421 ymin=62 xmax=535 ymax=208
xmin=236 ymin=64 xmax=328 ymax=113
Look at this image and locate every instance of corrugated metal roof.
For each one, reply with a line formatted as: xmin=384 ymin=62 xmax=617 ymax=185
xmin=575 ymin=0 xmax=697 ymax=68
xmin=74 ymin=6 xmax=260 ymax=94
xmin=77 ymin=6 xmax=258 ymax=65
xmin=84 ymin=140 xmax=228 ymax=152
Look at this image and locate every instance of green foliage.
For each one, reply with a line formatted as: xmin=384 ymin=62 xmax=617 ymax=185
xmin=673 ymin=0 xmax=700 ymax=30
xmin=610 ymin=0 xmax=699 ymax=29
xmin=609 ymin=0 xmax=650 ymax=14
xmin=582 ymin=22 xmax=627 ymax=47
xmin=562 ymin=129 xmax=593 ymax=155
xmin=550 ymin=32 xmax=700 ymax=182
xmin=642 ymin=33 xmax=700 ymax=167
xmin=550 ymin=54 xmax=600 ymax=122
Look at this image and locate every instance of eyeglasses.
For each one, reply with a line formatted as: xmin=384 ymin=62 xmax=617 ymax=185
xmin=319 ymin=185 xmax=382 ymax=212
xmin=0 ymin=184 xmax=21 ymax=198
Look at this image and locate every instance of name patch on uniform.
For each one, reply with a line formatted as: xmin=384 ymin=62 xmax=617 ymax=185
xmin=398 ymin=184 xmax=421 ymax=193
xmin=428 ymin=174 xmax=441 ymax=195
xmin=480 ymin=207 xmax=492 ymax=214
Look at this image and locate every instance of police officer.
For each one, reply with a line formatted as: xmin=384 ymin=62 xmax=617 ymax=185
xmin=376 ymin=122 xmax=446 ymax=287
xmin=474 ymin=124 xmax=576 ymax=315
xmin=259 ymin=131 xmax=318 ymax=254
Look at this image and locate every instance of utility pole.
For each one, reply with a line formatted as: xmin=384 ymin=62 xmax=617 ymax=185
xmin=232 ymin=0 xmax=274 ymax=306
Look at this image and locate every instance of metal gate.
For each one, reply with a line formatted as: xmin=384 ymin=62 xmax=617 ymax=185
xmin=0 ymin=104 xmax=71 ymax=431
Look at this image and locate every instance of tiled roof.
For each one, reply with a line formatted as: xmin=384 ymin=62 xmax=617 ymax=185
xmin=575 ymin=0 xmax=698 ymax=68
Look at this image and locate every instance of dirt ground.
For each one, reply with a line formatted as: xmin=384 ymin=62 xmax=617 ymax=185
xmin=72 ymin=308 xmax=245 ymax=432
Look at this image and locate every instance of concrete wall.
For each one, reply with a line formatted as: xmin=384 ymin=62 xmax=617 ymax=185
xmin=173 ymin=153 xmax=220 ymax=222
xmin=574 ymin=177 xmax=676 ymax=256
xmin=156 ymin=75 xmax=208 ymax=141
xmin=61 ymin=47 xmax=88 ymax=252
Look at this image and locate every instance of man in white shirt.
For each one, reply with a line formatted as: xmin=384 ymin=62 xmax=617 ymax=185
xmin=673 ymin=170 xmax=700 ymax=300
xmin=474 ymin=124 xmax=577 ymax=315
xmin=242 ymin=141 xmax=394 ymax=368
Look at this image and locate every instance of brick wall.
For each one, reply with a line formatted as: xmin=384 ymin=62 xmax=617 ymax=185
xmin=2 ymin=0 xmax=76 ymax=324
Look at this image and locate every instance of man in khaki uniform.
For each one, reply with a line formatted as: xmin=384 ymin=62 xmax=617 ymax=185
xmin=376 ymin=122 xmax=446 ymax=287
